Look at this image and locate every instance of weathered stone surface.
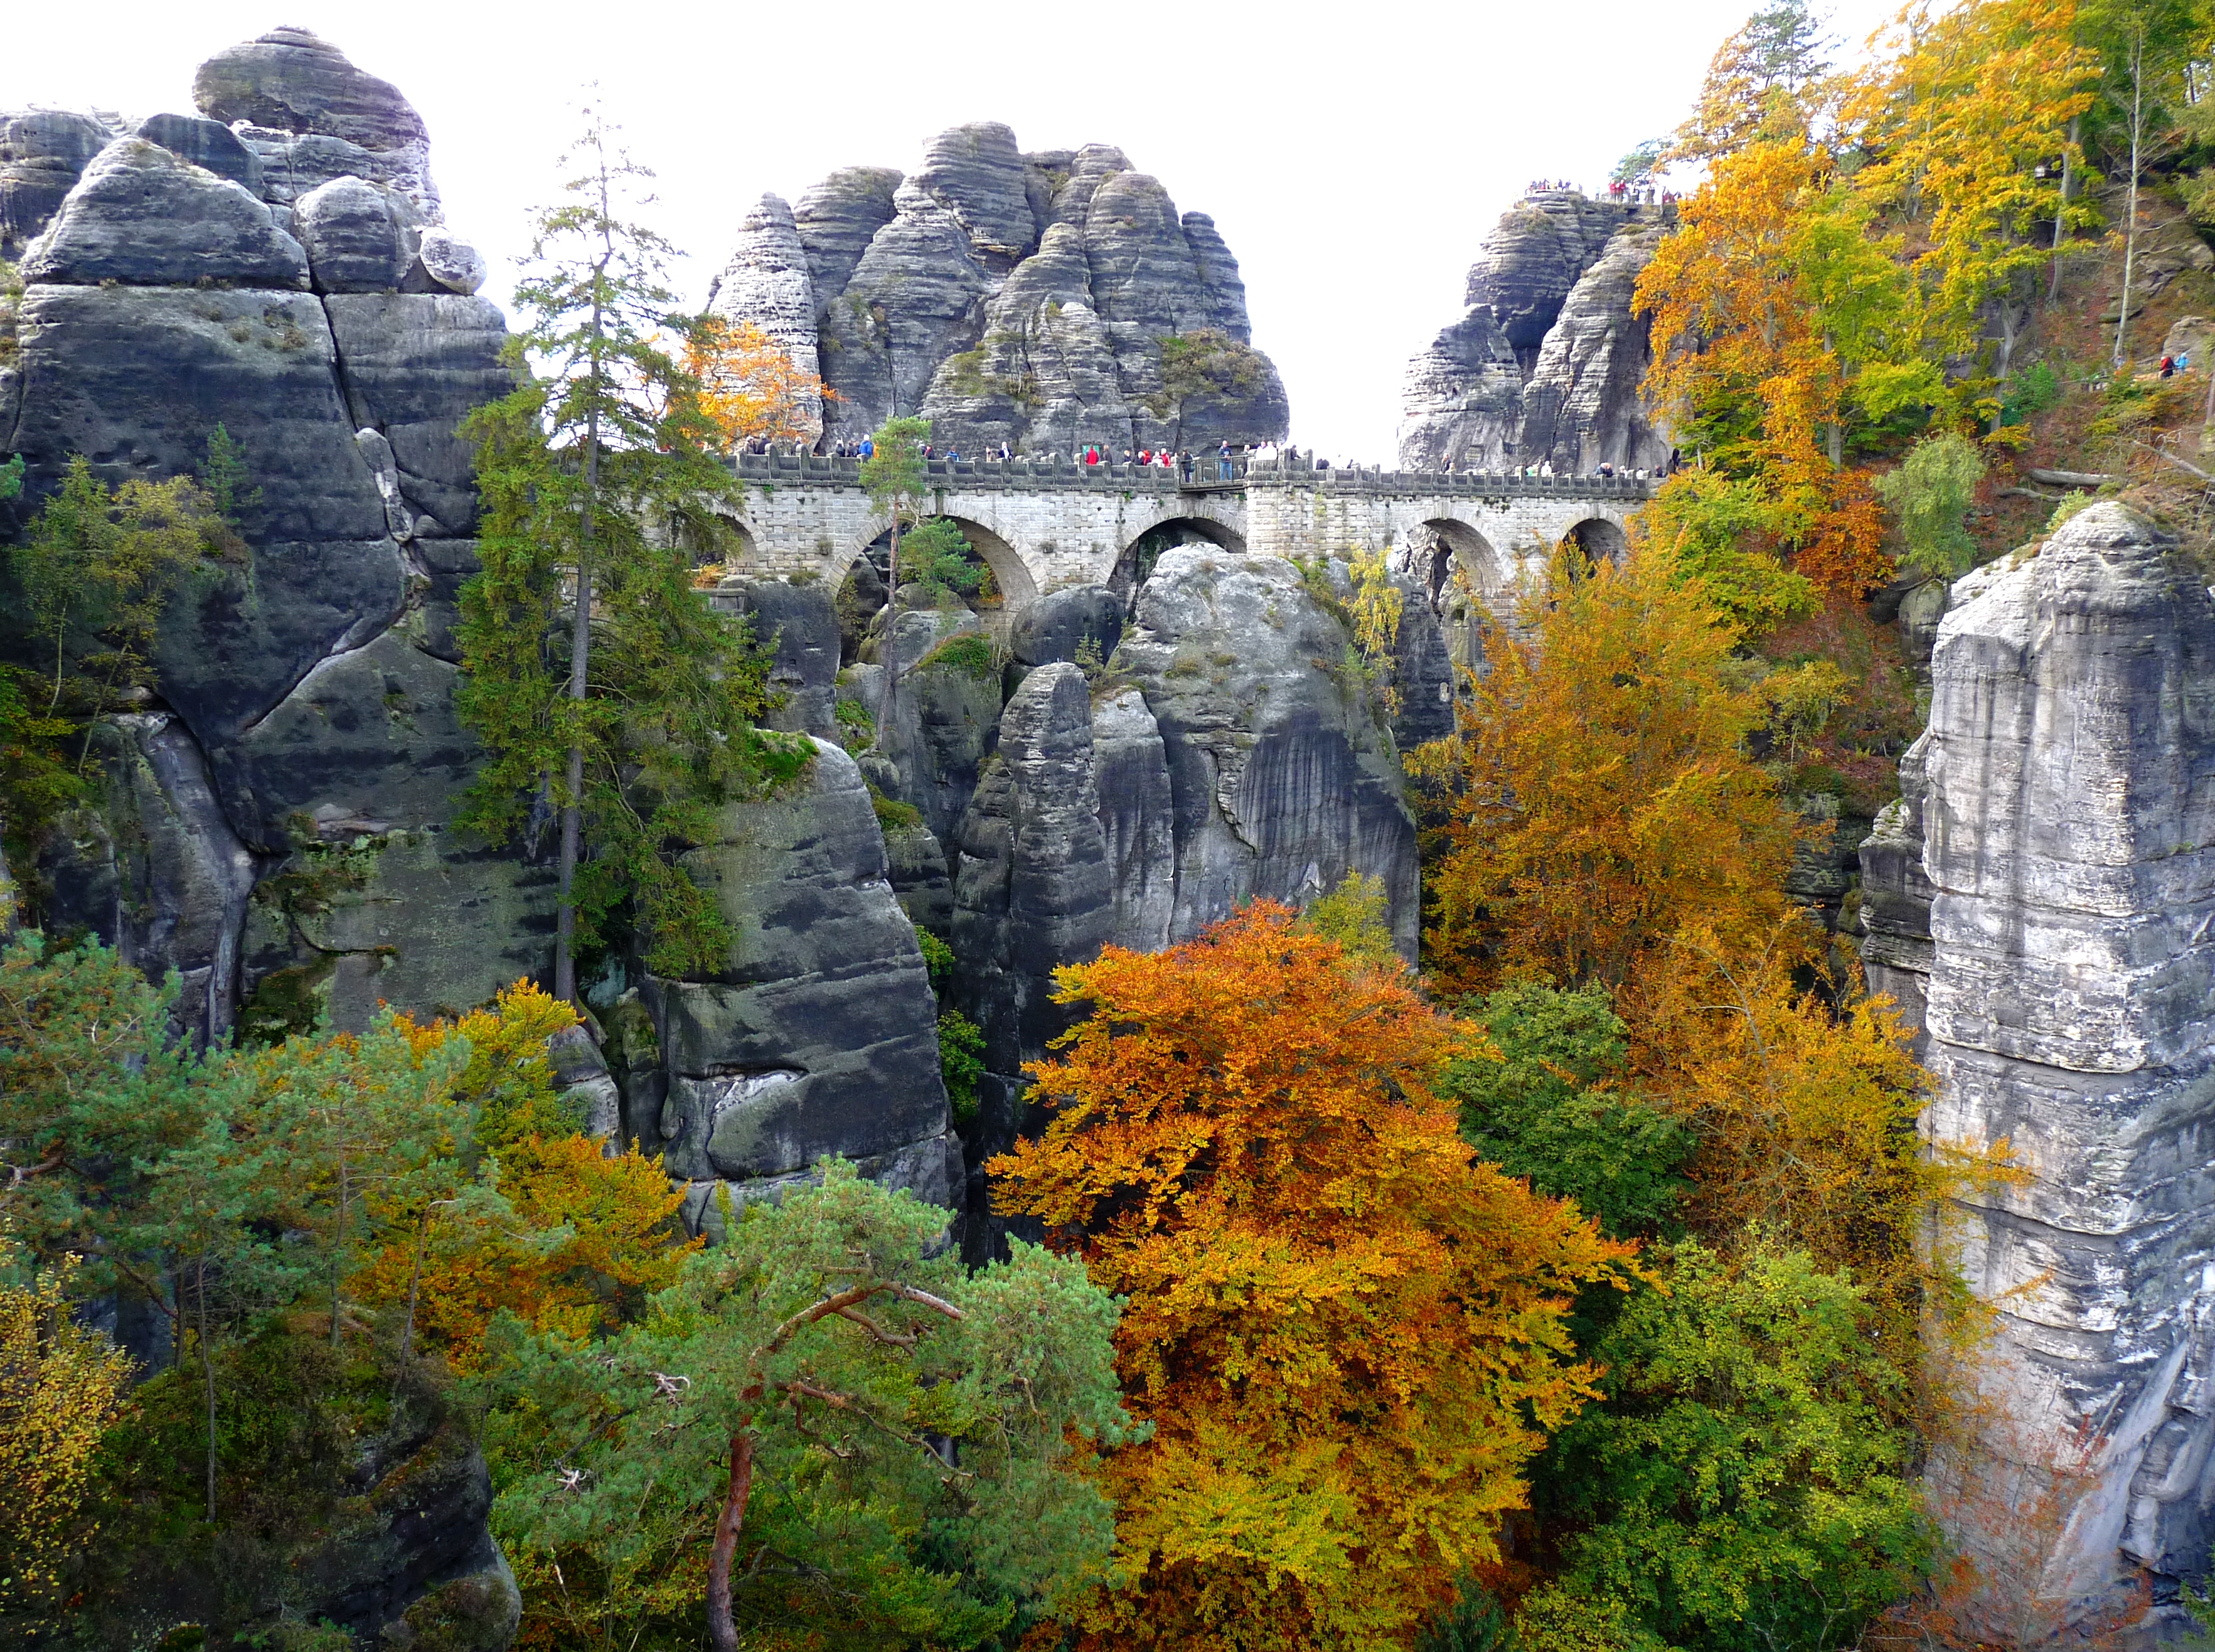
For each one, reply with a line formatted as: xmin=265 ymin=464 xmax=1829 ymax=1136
xmin=712 ymin=576 xmax=843 ymax=739
xmin=883 ymin=818 xmax=954 ymax=937
xmin=1465 ymin=190 xmax=1630 ymax=362
xmin=912 ymin=122 xmax=1035 ymax=261
xmin=43 ymin=715 xmax=256 ymax=1047
xmin=20 ymin=139 xmax=309 ymax=288
xmin=1397 ymin=191 xmax=1669 ymax=474
xmin=728 ymin=126 xmax=1286 ymax=454
xmin=1906 ymin=504 xmax=2215 ymax=1625
xmin=1111 ymin=548 xmax=1420 ymax=956
xmin=653 ymin=739 xmax=954 ymax=1220
xmin=7 ymin=285 xmax=382 ymax=539
xmin=950 ymin=665 xmax=1114 ymax=1253
xmin=134 ymin=112 xmax=263 ymax=193
xmin=793 ymin=166 xmax=902 ymax=305
xmin=1091 ymin=685 xmax=1175 ymax=954
xmin=294 ymin=173 xmax=419 ymax=292
xmin=705 ymin=194 xmax=821 ymax=437
xmin=1517 ymin=221 xmax=1672 ymax=476
xmin=1382 ymin=565 xmax=1458 ymax=749
xmin=195 ymin=27 xmax=427 ymax=152
xmin=1007 ymin=584 xmax=1124 ymax=671
xmin=1857 ymin=731 xmax=1934 ymax=1049
xmin=0 ymin=109 xmax=110 ymax=260
xmin=414 ymin=227 xmax=486 ymax=295
xmin=323 ymin=292 xmax=512 ymax=531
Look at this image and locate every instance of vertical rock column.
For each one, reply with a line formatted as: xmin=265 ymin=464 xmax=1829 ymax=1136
xmin=1909 ymin=504 xmax=2215 ymax=1626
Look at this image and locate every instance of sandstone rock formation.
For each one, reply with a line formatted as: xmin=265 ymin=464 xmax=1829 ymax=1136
xmin=1399 ymin=189 xmax=1673 ymax=475
xmin=710 ymin=125 xmax=1289 ymax=455
xmin=1860 ymin=504 xmax=2215 ymax=1625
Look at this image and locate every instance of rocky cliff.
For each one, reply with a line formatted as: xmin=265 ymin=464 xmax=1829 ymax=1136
xmin=1398 ymin=189 xmax=1673 ymax=476
xmin=705 ymin=125 xmax=1290 ymax=455
xmin=1859 ymin=503 xmax=2215 ymax=1626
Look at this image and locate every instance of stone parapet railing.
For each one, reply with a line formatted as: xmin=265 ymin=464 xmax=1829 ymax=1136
xmin=723 ymin=450 xmax=1659 ymax=503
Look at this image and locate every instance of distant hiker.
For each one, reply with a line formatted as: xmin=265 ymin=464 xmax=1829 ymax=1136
xmin=2162 ymin=354 xmax=2177 ymax=378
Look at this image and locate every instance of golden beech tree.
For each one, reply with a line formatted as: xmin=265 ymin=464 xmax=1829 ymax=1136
xmin=989 ymin=903 xmax=1631 ymax=1652
xmin=683 ymin=317 xmax=833 ymax=449
xmin=1411 ymin=545 xmax=1803 ymax=1005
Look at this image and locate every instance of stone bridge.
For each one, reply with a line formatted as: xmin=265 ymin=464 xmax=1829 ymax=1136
xmin=714 ymin=452 xmax=1657 ymax=610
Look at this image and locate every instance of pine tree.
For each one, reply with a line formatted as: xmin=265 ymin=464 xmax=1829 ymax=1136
xmin=455 ymin=104 xmax=793 ymax=995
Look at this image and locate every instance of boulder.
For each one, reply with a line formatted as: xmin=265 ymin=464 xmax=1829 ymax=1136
xmin=1091 ymin=685 xmax=1176 ymax=954
xmin=1008 ymin=584 xmax=1124 ymax=672
xmin=652 ymin=739 xmax=956 ymax=1230
xmin=19 ymin=138 xmax=309 ymax=288
xmin=414 ymin=227 xmax=486 ymax=295
xmin=133 ymin=112 xmax=263 ymax=192
xmin=1909 ymin=504 xmax=2215 ymax=1626
xmin=293 ymin=173 xmax=419 ymax=292
xmin=0 ymin=108 xmax=110 ymax=260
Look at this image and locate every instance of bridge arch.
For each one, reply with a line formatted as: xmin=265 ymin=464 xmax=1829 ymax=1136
xmin=1563 ymin=514 xmax=1628 ymax=563
xmin=1111 ymin=513 xmax=1251 ymax=598
xmin=1422 ymin=518 xmax=1512 ymax=619
xmin=833 ymin=513 xmax=1042 ymax=636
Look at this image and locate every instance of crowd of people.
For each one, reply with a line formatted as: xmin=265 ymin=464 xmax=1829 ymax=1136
xmin=731 ymin=433 xmax=1677 ymax=482
xmin=1524 ymin=176 xmax=1679 ymax=206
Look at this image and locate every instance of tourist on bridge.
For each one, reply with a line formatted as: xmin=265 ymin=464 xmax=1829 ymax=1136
xmin=1218 ymin=440 xmax=1234 ymax=481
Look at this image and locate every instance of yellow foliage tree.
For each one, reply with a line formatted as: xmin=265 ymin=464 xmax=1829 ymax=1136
xmin=684 ymin=317 xmax=833 ymax=449
xmin=1411 ymin=545 xmax=1803 ymax=1005
xmin=0 ymin=1247 xmax=131 ymax=1612
xmin=990 ymin=903 xmax=1631 ymax=1652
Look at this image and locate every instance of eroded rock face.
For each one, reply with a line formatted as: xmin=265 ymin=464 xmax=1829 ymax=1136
xmin=716 ymin=125 xmax=1288 ymax=454
xmin=0 ymin=109 xmax=112 ymax=260
xmin=1887 ymin=505 xmax=2215 ymax=1627
xmin=1398 ymin=189 xmax=1671 ymax=474
xmin=21 ymin=139 xmax=310 ymax=288
xmin=653 ymin=739 xmax=958 ymax=1239
xmin=705 ymin=195 xmax=823 ymax=439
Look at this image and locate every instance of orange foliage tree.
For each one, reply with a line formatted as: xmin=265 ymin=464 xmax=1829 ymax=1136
xmin=989 ymin=903 xmax=1630 ymax=1652
xmin=354 ymin=980 xmax=696 ymax=1372
xmin=684 ymin=317 xmax=833 ymax=449
xmin=1411 ymin=545 xmax=1803 ymax=1005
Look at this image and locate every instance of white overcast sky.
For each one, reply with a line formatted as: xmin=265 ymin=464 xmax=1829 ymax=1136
xmin=8 ymin=0 xmax=1899 ymax=461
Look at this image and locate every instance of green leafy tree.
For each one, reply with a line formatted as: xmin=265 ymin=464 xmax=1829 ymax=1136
xmin=859 ymin=414 xmax=932 ymax=740
xmin=903 ymin=515 xmax=988 ymax=602
xmin=1536 ymin=1241 xmax=1928 ymax=1651
xmin=478 ymin=1161 xmax=1133 ymax=1652
xmin=1296 ymin=868 xmax=1401 ymax=969
xmin=1874 ymin=430 xmax=1986 ymax=580
xmin=1439 ymin=981 xmax=1693 ymax=1242
xmin=937 ymin=1007 xmax=986 ymax=1124
xmin=456 ymin=104 xmax=789 ymax=993
xmin=0 ymin=455 xmax=21 ymax=503
xmin=1613 ymin=137 xmax=1670 ymax=181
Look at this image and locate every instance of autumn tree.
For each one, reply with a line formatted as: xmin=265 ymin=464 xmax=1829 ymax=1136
xmin=1411 ymin=545 xmax=1802 ymax=1004
xmin=0 ymin=1247 xmax=131 ymax=1616
xmin=990 ymin=903 xmax=1631 ymax=1652
xmin=685 ymin=316 xmax=834 ymax=449
xmin=1846 ymin=0 xmax=2100 ymax=397
xmin=480 ymin=1161 xmax=1131 ymax=1652
xmin=456 ymin=104 xmax=795 ymax=995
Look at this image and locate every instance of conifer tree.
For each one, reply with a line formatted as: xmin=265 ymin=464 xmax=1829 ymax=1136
xmin=456 ymin=104 xmax=789 ymax=996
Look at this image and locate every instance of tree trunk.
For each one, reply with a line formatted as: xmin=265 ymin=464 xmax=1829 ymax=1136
xmin=705 ymin=1429 xmax=756 ymax=1652
xmin=2115 ymin=36 xmax=2146 ymax=372
xmin=198 ymin=1252 xmax=217 ymax=1525
xmin=882 ymin=515 xmax=901 ymax=755
xmin=2049 ymin=116 xmax=2079 ymax=303
xmin=329 ymin=1154 xmax=348 ymax=1347
xmin=555 ymin=290 xmax=606 ymax=1006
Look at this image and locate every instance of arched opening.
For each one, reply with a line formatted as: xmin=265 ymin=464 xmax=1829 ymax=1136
xmin=1564 ymin=516 xmax=1628 ymax=563
xmin=833 ymin=514 xmax=1038 ymax=661
xmin=1420 ymin=518 xmax=1507 ymax=680
xmin=1109 ymin=514 xmax=1249 ymax=600
xmin=690 ymin=513 xmax=760 ymax=579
